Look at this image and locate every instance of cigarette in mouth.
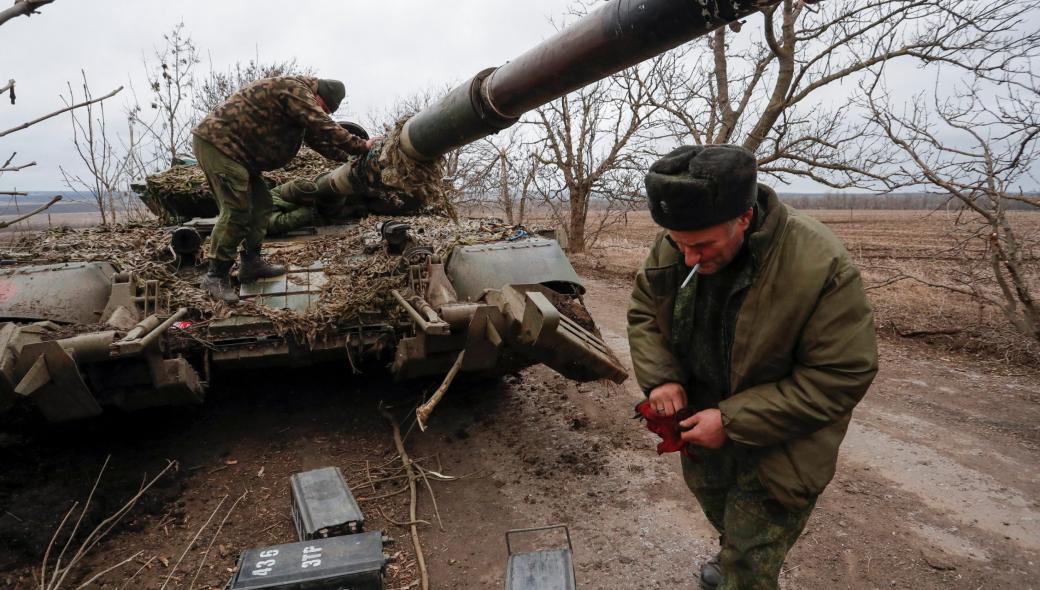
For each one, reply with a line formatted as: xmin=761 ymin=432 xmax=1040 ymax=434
xmin=680 ymin=263 xmax=701 ymax=289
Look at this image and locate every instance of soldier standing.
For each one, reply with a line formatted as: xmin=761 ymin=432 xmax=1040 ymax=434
xmin=192 ymin=76 xmax=376 ymax=303
xmin=627 ymin=145 xmax=878 ymax=589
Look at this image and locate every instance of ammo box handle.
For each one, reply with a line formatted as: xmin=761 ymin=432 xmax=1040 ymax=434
xmin=505 ymin=524 xmax=572 ymax=556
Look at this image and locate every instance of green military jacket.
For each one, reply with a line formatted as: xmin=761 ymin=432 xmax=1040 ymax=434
xmin=627 ymin=185 xmax=878 ymax=508
xmin=193 ymin=76 xmax=368 ymax=173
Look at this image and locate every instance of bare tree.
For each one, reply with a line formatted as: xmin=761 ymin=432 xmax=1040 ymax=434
xmin=465 ymin=128 xmax=542 ymax=224
xmin=0 ymin=3 xmax=120 ymax=222
xmin=130 ymin=22 xmax=200 ymax=168
xmin=532 ymin=60 xmax=661 ymax=253
xmin=194 ymin=57 xmax=315 ymax=114
xmin=58 ymin=72 xmax=139 ymax=225
xmin=642 ymin=0 xmax=1038 ymax=191
xmin=863 ymin=58 xmax=1040 ymax=343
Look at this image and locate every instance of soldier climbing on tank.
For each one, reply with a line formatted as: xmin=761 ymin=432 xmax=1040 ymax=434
xmin=192 ymin=76 xmax=378 ymax=303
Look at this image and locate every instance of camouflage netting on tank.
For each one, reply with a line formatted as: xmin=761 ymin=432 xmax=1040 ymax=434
xmin=375 ymin=117 xmax=456 ymax=220
xmin=10 ymin=216 xmax=531 ymax=342
xmin=141 ymin=148 xmax=344 ymax=222
xmin=143 ymin=126 xmax=456 ymax=222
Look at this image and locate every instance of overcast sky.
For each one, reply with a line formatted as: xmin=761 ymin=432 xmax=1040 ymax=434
xmin=1 ymin=0 xmax=574 ymax=191
xmin=1 ymin=1 xmax=1036 ymax=194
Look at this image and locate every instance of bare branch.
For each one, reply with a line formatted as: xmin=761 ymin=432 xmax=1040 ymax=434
xmin=0 ymin=160 xmax=36 ymax=173
xmin=0 ymin=195 xmax=61 ymax=229
xmin=644 ymin=0 xmax=1038 ymax=191
xmin=0 ymin=0 xmax=55 ymax=28
xmin=0 ymin=79 xmax=14 ymax=104
xmin=0 ymin=85 xmax=123 ymax=138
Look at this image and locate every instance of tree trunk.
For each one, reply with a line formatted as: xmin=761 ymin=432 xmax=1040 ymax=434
xmin=568 ymin=189 xmax=587 ymax=253
xmin=499 ymin=154 xmax=513 ymax=224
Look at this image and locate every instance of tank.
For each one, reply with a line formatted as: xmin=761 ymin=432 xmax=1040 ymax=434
xmin=0 ymin=0 xmax=781 ymax=422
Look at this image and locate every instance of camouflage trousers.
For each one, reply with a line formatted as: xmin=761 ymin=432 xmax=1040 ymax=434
xmin=193 ymin=135 xmax=272 ymax=262
xmin=266 ymin=196 xmax=318 ymax=237
xmin=682 ymin=445 xmax=815 ymax=590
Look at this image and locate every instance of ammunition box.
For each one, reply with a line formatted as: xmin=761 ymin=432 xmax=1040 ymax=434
xmin=228 ymin=531 xmax=386 ymax=590
xmin=290 ymin=466 xmax=363 ymax=541
xmin=504 ymin=525 xmax=576 ymax=590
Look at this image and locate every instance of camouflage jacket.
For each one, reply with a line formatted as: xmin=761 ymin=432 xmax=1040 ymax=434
xmin=193 ymin=76 xmax=368 ymax=173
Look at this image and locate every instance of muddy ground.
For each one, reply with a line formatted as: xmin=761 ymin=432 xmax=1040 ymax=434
xmin=1 ymin=275 xmax=1038 ymax=589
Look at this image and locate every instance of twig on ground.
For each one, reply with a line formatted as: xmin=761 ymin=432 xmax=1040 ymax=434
xmin=376 ymin=506 xmax=431 ymax=528
xmin=380 ymin=404 xmax=430 ymax=590
xmin=119 ymin=555 xmax=157 ymax=590
xmin=415 ymin=350 xmax=465 ymax=431
xmin=73 ymin=551 xmax=143 ymax=590
xmin=413 ymin=465 xmax=444 ymax=532
xmin=189 ymin=490 xmax=248 ymax=590
xmin=39 ymin=503 xmax=78 ymax=590
xmin=160 ymin=494 xmax=228 ymax=590
xmin=355 ymin=473 xmax=408 ymax=487
xmin=41 ymin=458 xmax=177 ymax=590
xmin=46 ymin=455 xmax=112 ymax=589
xmin=358 ymin=484 xmax=410 ymax=503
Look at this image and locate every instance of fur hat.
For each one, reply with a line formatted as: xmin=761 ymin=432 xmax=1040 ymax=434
xmin=316 ymin=79 xmax=346 ymax=113
xmin=645 ymin=144 xmax=757 ymax=231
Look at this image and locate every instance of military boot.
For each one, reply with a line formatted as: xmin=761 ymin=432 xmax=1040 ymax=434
xmin=200 ymin=259 xmax=239 ymax=304
xmin=699 ymin=552 xmax=722 ymax=589
xmin=238 ymin=247 xmax=286 ymax=283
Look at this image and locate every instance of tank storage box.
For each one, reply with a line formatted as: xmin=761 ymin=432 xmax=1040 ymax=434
xmin=227 ymin=531 xmax=388 ymax=590
xmin=290 ymin=466 xmax=364 ymax=541
xmin=504 ymin=525 xmax=577 ymax=590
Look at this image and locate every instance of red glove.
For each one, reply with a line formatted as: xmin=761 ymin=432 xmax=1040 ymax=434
xmin=635 ymin=400 xmax=693 ymax=458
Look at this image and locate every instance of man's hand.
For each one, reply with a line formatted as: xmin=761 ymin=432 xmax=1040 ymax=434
xmin=364 ymin=136 xmax=383 ymax=150
xmin=680 ymin=409 xmax=727 ymax=449
xmin=648 ymin=382 xmax=687 ymax=417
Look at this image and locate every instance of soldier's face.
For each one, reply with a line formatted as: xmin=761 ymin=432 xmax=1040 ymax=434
xmin=666 ymin=208 xmax=753 ymax=275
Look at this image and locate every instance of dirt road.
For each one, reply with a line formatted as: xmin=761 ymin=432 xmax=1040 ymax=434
xmin=412 ymin=277 xmax=1040 ymax=589
xmin=1 ymin=277 xmax=1037 ymax=589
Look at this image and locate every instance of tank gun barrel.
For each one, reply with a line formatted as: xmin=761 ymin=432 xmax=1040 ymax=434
xmin=400 ymin=0 xmax=785 ymax=161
